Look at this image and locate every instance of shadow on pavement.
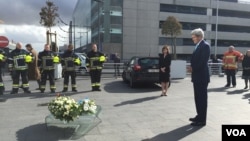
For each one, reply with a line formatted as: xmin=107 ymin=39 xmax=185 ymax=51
xmin=227 ymin=89 xmax=247 ymax=95
xmin=16 ymin=123 xmax=79 ymax=141
xmin=207 ymin=87 xmax=228 ymax=92
xmin=0 ymin=90 xmax=93 ymax=102
xmin=242 ymin=93 xmax=250 ymax=99
xmin=104 ymin=81 xmax=161 ymax=94
xmin=114 ymin=96 xmax=160 ymax=107
xmin=141 ymin=124 xmax=203 ymax=141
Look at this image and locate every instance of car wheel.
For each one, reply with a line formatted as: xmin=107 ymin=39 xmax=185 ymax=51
xmin=122 ymin=71 xmax=128 ymax=83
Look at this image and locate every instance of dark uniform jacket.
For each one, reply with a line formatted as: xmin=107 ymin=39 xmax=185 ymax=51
xmin=38 ymin=50 xmax=57 ymax=70
xmin=86 ymin=51 xmax=105 ymax=70
xmin=8 ymin=49 xmax=30 ymax=70
xmin=61 ymin=50 xmax=79 ymax=71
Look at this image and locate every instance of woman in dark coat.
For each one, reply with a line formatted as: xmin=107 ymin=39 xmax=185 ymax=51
xmin=159 ymin=45 xmax=171 ymax=96
xmin=242 ymin=50 xmax=250 ymax=89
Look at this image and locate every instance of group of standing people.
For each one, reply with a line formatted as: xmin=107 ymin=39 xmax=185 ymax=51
xmin=158 ymin=28 xmax=210 ymax=126
xmin=1 ymin=28 xmax=249 ymax=129
xmin=0 ymin=42 xmax=106 ymax=95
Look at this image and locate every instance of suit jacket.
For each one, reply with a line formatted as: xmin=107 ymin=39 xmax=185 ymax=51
xmin=190 ymin=40 xmax=210 ymax=84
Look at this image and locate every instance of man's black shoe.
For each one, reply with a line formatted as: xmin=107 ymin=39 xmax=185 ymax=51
xmin=225 ymin=84 xmax=230 ymax=87
xmin=72 ymin=90 xmax=77 ymax=92
xmin=96 ymin=88 xmax=101 ymax=91
xmin=189 ymin=117 xmax=197 ymax=122
xmin=40 ymin=90 xmax=44 ymax=93
xmin=191 ymin=121 xmax=206 ymax=126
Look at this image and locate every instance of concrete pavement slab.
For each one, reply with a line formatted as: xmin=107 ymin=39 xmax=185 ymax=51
xmin=0 ymin=73 xmax=250 ymax=141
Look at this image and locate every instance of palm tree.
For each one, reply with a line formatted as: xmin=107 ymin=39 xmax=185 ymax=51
xmin=39 ymin=1 xmax=59 ymax=32
xmin=39 ymin=1 xmax=59 ymax=51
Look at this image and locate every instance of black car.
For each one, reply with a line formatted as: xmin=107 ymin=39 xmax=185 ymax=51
xmin=122 ymin=56 xmax=159 ymax=88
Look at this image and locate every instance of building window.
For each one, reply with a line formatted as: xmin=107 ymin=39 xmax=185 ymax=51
xmin=159 ymin=37 xmax=183 ymax=46
xmin=159 ymin=21 xmax=206 ymax=30
xmin=212 ymin=24 xmax=250 ymax=33
xmin=220 ymin=0 xmax=237 ymax=2
xmin=111 ymin=34 xmax=122 ymax=43
xmin=211 ymin=39 xmax=250 ymax=47
xmin=111 ymin=16 xmax=122 ymax=24
xmin=110 ymin=0 xmax=122 ymax=7
xmin=212 ymin=9 xmax=250 ymax=19
xmin=160 ymin=4 xmax=207 ymax=15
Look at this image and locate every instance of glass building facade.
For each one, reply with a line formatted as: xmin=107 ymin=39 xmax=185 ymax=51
xmin=73 ymin=0 xmax=250 ymax=60
xmin=72 ymin=0 xmax=123 ymax=54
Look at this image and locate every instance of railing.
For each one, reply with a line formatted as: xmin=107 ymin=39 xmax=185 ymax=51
xmin=186 ymin=62 xmax=224 ymax=76
xmin=81 ymin=62 xmax=242 ymax=77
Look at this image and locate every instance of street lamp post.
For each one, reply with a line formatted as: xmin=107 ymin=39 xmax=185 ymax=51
xmin=93 ymin=0 xmax=103 ymax=49
xmin=215 ymin=0 xmax=219 ymax=57
xmin=73 ymin=17 xmax=76 ymax=51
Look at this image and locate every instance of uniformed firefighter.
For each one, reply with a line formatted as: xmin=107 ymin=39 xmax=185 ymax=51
xmin=61 ymin=44 xmax=81 ymax=92
xmin=223 ymin=45 xmax=243 ymax=87
xmin=38 ymin=44 xmax=60 ymax=93
xmin=0 ymin=49 xmax=6 ymax=95
xmin=86 ymin=43 xmax=106 ymax=91
xmin=8 ymin=42 xmax=32 ymax=94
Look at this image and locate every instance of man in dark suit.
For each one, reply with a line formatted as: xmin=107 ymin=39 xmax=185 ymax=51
xmin=188 ymin=28 xmax=210 ymax=126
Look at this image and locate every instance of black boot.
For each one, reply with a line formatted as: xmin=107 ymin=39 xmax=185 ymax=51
xmin=10 ymin=90 xmax=18 ymax=94
xmin=72 ymin=88 xmax=77 ymax=92
xmin=62 ymin=88 xmax=68 ymax=92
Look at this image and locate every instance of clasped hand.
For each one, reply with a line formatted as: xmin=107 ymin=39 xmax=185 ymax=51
xmin=160 ymin=67 xmax=165 ymax=72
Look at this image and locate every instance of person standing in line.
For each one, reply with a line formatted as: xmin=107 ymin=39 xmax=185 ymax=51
xmin=242 ymin=50 xmax=250 ymax=89
xmin=25 ymin=44 xmax=41 ymax=90
xmin=223 ymin=45 xmax=243 ymax=87
xmin=8 ymin=42 xmax=32 ymax=94
xmin=86 ymin=43 xmax=106 ymax=91
xmin=159 ymin=45 xmax=171 ymax=96
xmin=61 ymin=44 xmax=81 ymax=92
xmin=38 ymin=44 xmax=59 ymax=93
xmin=114 ymin=53 xmax=121 ymax=76
xmin=188 ymin=28 xmax=210 ymax=126
xmin=0 ymin=49 xmax=6 ymax=95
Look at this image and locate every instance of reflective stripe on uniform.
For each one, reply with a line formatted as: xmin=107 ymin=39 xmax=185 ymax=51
xmin=22 ymin=83 xmax=29 ymax=88
xmin=12 ymin=84 xmax=19 ymax=89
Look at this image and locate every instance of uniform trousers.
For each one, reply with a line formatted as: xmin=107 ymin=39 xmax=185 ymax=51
xmin=12 ymin=70 xmax=29 ymax=92
xmin=89 ymin=69 xmax=102 ymax=90
xmin=40 ymin=70 xmax=55 ymax=91
xmin=0 ymin=69 xmax=4 ymax=94
xmin=225 ymin=69 xmax=237 ymax=86
xmin=63 ymin=71 xmax=76 ymax=90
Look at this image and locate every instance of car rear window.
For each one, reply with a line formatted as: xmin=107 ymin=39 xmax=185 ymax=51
xmin=138 ymin=58 xmax=159 ymax=67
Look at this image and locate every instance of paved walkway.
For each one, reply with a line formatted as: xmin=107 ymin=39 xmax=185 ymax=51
xmin=0 ymin=73 xmax=250 ymax=141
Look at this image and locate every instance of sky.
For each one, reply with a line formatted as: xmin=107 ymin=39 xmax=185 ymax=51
xmin=0 ymin=0 xmax=78 ymax=51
